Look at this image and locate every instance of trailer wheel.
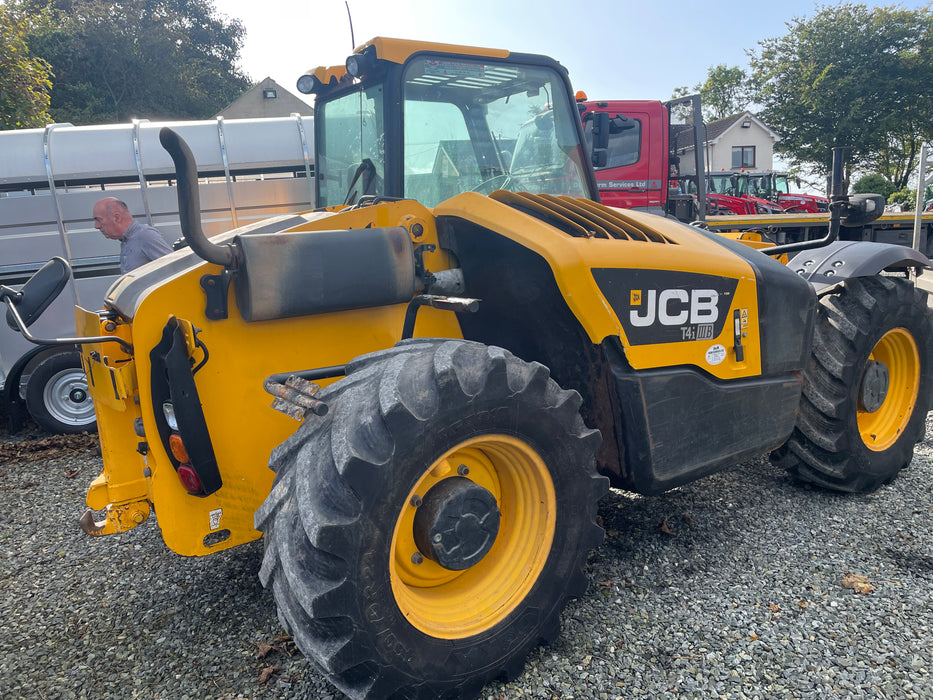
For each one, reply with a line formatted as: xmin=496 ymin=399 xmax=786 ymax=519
xmin=255 ymin=339 xmax=606 ymax=699
xmin=25 ymin=351 xmax=96 ymax=434
xmin=772 ymin=276 xmax=933 ymax=492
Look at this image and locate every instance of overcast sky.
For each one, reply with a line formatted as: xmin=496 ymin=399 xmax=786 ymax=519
xmin=217 ymin=0 xmax=929 ymax=104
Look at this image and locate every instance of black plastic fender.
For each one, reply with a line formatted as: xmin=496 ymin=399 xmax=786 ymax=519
xmin=790 ymin=240 xmax=932 ymax=290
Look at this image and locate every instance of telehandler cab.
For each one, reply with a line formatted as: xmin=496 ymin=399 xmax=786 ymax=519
xmin=4 ymin=37 xmax=933 ymax=699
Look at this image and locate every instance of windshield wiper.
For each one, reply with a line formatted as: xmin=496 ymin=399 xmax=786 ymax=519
xmin=344 ymin=159 xmax=378 ymax=206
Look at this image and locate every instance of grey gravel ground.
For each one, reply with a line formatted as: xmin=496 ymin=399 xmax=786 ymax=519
xmin=1 ymin=414 xmax=931 ymax=700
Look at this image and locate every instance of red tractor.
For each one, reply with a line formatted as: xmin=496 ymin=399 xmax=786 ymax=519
xmin=683 ymin=172 xmax=786 ymax=216
xmin=746 ymin=171 xmax=829 ymax=213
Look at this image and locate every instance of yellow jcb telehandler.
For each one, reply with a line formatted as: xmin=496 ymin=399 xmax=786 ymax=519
xmin=4 ymin=37 xmax=932 ymax=699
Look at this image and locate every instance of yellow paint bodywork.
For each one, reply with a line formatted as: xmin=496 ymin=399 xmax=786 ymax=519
xmin=299 ymin=37 xmax=511 ymax=95
xmin=706 ymin=209 xmax=933 ymax=234
xmin=435 ymin=193 xmax=764 ymax=380
xmin=82 ymin=202 xmax=461 ymax=556
xmin=358 ymin=37 xmax=510 ymax=64
xmin=77 ymin=307 xmax=152 ymax=535
xmin=81 ymin=194 xmax=768 ymax=556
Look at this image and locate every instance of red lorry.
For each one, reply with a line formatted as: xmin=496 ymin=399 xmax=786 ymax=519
xmin=578 ymin=95 xmax=933 ymax=257
xmin=578 ymin=95 xmax=790 ymax=220
xmin=578 ymin=96 xmax=702 ymax=220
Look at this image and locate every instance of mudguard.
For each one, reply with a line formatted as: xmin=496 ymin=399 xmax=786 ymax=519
xmin=790 ymin=240 xmax=932 ymax=290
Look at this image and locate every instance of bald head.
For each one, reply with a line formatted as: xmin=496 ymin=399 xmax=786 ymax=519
xmin=93 ymin=197 xmax=133 ymax=241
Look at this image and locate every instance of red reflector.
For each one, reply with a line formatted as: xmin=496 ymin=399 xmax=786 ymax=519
xmin=177 ymin=464 xmax=202 ymax=494
xmin=168 ymin=433 xmax=190 ymax=463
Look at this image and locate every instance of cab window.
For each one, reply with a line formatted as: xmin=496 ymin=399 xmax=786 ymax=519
xmin=583 ymin=117 xmax=642 ymax=169
xmin=316 ymin=85 xmax=386 ymax=207
xmin=402 ymin=56 xmax=590 ymax=206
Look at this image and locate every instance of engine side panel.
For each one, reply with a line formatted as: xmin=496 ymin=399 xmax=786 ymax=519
xmin=437 ymin=193 xmax=814 ymax=491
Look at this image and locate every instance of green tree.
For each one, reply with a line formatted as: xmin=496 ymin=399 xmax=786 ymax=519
xmin=22 ymin=0 xmax=251 ymax=124
xmin=749 ymin=4 xmax=933 ymax=185
xmin=887 ymin=187 xmax=916 ymax=210
xmin=0 ymin=3 xmax=53 ymax=129
xmin=697 ymin=64 xmax=751 ymax=121
xmin=852 ymin=173 xmax=897 ymax=200
xmin=670 ymin=65 xmax=751 ymax=123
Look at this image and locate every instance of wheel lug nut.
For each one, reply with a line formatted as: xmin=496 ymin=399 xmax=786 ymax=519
xmin=457 ymin=464 xmax=469 ymax=476
xmin=410 ymin=495 xmax=422 ymax=507
xmin=411 ymin=552 xmax=423 ymax=565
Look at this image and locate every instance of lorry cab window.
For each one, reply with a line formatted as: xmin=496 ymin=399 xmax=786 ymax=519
xmin=583 ymin=117 xmax=642 ymax=169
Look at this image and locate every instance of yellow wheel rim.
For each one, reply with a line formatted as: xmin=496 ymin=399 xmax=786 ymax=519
xmin=390 ymin=434 xmax=556 ymax=639
xmin=859 ymin=328 xmax=920 ymax=451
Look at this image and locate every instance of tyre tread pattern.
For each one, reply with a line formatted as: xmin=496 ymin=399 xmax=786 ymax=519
xmin=773 ymin=276 xmax=933 ymax=492
xmin=256 ymin=339 xmax=606 ymax=699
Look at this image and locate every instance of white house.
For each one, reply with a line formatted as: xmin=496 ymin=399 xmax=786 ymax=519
xmin=675 ymin=111 xmax=780 ymax=176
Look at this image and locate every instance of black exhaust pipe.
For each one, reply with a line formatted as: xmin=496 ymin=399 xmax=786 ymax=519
xmin=159 ymin=127 xmax=238 ymax=268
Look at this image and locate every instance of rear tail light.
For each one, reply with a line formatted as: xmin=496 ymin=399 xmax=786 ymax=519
xmin=163 ymin=403 xmax=200 ymax=493
xmin=151 ymin=317 xmax=222 ymax=497
xmin=177 ymin=464 xmax=202 ymax=494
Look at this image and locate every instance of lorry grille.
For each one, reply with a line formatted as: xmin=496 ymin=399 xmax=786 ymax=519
xmin=490 ymin=191 xmax=677 ymax=243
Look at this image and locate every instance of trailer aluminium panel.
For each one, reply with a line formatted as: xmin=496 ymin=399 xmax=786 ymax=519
xmin=0 ymin=115 xmax=315 ymax=433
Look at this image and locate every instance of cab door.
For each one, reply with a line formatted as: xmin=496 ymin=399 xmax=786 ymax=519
xmin=583 ymin=101 xmax=666 ymax=212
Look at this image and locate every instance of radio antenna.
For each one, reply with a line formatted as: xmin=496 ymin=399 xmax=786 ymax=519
xmin=345 ymin=1 xmax=355 ymax=50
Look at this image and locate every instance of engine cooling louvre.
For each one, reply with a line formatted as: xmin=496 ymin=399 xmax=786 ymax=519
xmin=489 ymin=190 xmax=678 ymax=244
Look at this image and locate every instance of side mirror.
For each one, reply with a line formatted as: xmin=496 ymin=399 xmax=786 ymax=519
xmin=591 ymin=112 xmax=610 ymax=150
xmin=2 ymin=257 xmax=71 ymax=331
xmin=589 ymin=112 xmax=610 ymax=168
xmin=841 ymin=193 xmax=886 ymax=227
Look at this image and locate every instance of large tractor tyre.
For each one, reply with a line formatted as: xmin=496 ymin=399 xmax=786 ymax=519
xmin=255 ymin=339 xmax=607 ymax=699
xmin=25 ymin=351 xmax=96 ymax=434
xmin=772 ymin=276 xmax=933 ymax=492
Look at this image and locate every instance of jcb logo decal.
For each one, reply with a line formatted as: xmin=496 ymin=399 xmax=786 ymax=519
xmin=593 ymin=268 xmax=738 ymax=345
xmin=629 ymin=289 xmax=719 ymax=327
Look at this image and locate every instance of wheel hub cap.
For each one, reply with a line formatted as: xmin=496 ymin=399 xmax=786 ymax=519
xmin=412 ymin=476 xmax=500 ymax=570
xmin=859 ymin=359 xmax=889 ymax=413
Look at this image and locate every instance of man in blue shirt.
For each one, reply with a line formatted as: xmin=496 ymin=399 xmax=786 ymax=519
xmin=93 ymin=197 xmax=172 ymax=273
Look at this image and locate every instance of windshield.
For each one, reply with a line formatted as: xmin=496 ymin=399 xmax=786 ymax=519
xmin=402 ymin=56 xmax=590 ymax=206
xmin=317 ymin=84 xmax=385 ymax=207
xmin=773 ymin=175 xmax=790 ymax=194
xmin=709 ymin=174 xmax=736 ymax=196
